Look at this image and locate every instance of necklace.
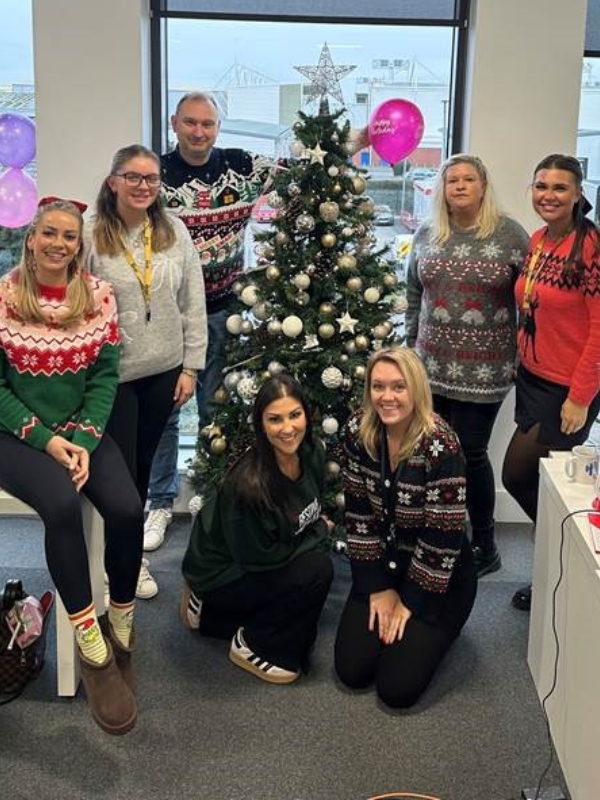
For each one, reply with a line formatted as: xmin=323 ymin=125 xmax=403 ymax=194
xmin=522 ymin=228 xmax=571 ymax=310
xmin=122 ymin=218 xmax=153 ymax=322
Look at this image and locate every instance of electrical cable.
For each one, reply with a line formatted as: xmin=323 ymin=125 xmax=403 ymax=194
xmin=527 ymin=506 xmax=593 ymax=800
xmin=367 ymin=794 xmax=442 ymax=800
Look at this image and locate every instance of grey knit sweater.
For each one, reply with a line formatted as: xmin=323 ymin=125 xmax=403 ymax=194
xmin=84 ymin=214 xmax=207 ymax=383
xmin=405 ymin=216 xmax=529 ymax=403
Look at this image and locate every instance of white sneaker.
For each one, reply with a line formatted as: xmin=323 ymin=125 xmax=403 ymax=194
xmin=143 ymin=508 xmax=173 ymax=551
xmin=103 ymin=571 xmax=110 ymax=610
xmin=229 ymin=628 xmax=299 ymax=684
xmin=179 ymin=582 xmax=202 ymax=630
xmin=136 ymin=558 xmax=158 ymax=600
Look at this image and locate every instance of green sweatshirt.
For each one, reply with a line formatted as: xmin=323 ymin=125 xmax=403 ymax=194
xmin=182 ymin=441 xmax=330 ymax=593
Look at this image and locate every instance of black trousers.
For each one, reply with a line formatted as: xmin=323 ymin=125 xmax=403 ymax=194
xmin=0 ymin=433 xmax=143 ymax=613
xmin=433 ymin=394 xmax=502 ymax=548
xmin=334 ymin=543 xmax=477 ymax=708
xmin=106 ymin=366 xmax=180 ymax=505
xmin=199 ymin=550 xmax=334 ymax=672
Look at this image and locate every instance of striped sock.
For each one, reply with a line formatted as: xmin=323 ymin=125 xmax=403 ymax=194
xmin=108 ymin=600 xmax=135 ymax=648
xmin=69 ymin=603 xmax=108 ymax=664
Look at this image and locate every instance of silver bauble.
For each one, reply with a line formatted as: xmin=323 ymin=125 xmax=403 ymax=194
xmin=295 ymin=212 xmax=316 ymax=233
xmin=325 ymin=460 xmax=341 ymax=477
xmin=223 ymin=372 xmax=241 ymax=390
xmin=287 ymin=182 xmax=302 ymax=197
xmin=237 ymin=376 xmax=258 ymax=400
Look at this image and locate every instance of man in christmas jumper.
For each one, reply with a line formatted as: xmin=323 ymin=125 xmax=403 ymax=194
xmin=143 ymin=91 xmax=274 ymax=550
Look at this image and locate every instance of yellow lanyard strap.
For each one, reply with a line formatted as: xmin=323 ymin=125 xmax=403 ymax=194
xmin=123 ymin=219 xmax=153 ymax=322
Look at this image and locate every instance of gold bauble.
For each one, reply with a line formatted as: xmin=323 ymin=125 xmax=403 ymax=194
xmin=383 ymin=272 xmax=397 ymax=288
xmin=318 ymin=201 xmax=340 ymax=223
xmin=213 ymin=387 xmax=229 ymax=405
xmin=319 ymin=302 xmax=335 ymax=317
xmin=372 ymin=324 xmax=388 ymax=340
xmin=353 ymin=365 xmax=366 ymax=379
xmin=331 ymin=183 xmax=343 ymax=195
xmin=266 ymin=265 xmax=281 ymax=281
xmin=337 ymin=253 xmax=358 ymax=271
xmin=355 ymin=335 xmax=370 ymax=351
xmin=321 ymin=233 xmax=337 ymax=248
xmin=318 ymin=323 xmax=336 ymax=339
xmin=232 ymin=281 xmax=244 ymax=296
xmin=275 ymin=231 xmax=290 ymax=246
xmin=210 ymin=436 xmax=227 ymax=455
xmin=352 ymin=175 xmax=367 ymax=194
xmin=346 ymin=277 xmax=363 ymax=291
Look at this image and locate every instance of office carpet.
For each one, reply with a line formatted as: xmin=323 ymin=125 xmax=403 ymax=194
xmin=0 ymin=518 xmax=567 ymax=800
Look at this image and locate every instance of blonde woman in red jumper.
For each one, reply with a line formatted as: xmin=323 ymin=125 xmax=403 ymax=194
xmin=502 ymin=154 xmax=600 ymax=610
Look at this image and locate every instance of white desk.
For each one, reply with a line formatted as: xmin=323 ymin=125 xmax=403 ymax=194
xmin=528 ymin=458 xmax=600 ymax=800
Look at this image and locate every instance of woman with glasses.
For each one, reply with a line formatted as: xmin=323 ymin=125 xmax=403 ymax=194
xmin=85 ymin=144 xmax=208 ymax=599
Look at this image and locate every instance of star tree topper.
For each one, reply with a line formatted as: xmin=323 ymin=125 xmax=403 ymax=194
xmin=294 ymin=42 xmax=356 ymax=107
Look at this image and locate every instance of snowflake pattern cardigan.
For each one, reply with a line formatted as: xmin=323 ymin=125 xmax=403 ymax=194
xmin=342 ymin=409 xmax=467 ymax=621
xmin=0 ymin=271 xmax=119 ymax=454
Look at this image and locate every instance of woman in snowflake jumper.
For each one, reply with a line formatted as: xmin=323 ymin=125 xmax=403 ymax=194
xmin=502 ymin=154 xmax=600 ymax=611
xmin=406 ymin=154 xmax=529 ymax=578
xmin=334 ymin=348 xmax=477 ymax=708
xmin=0 ymin=199 xmax=143 ymax=735
xmin=86 ymin=144 xmax=208 ymax=598
xmin=181 ymin=374 xmax=333 ymax=685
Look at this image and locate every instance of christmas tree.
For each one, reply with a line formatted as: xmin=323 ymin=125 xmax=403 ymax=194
xmin=188 ymin=48 xmax=407 ymax=528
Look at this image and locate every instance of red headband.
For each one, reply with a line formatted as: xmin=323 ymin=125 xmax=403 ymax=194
xmin=38 ymin=196 xmax=88 ymax=214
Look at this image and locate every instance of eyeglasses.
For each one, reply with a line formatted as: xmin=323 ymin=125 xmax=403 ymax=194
xmin=113 ymin=172 xmax=162 ymax=188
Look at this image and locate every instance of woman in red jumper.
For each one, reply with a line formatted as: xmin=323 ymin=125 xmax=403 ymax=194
xmin=0 ymin=199 xmax=143 ymax=733
xmin=502 ymin=154 xmax=600 ymax=610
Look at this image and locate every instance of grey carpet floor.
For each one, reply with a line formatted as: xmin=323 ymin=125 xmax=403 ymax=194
xmin=0 ymin=518 xmax=567 ymax=800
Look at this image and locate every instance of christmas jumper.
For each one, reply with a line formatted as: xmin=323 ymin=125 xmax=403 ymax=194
xmin=182 ymin=440 xmax=329 ymax=594
xmin=405 ymin=216 xmax=530 ymax=403
xmin=84 ymin=214 xmax=207 ymax=383
xmin=515 ymin=226 xmax=600 ymax=406
xmin=342 ymin=409 xmax=467 ymax=623
xmin=0 ymin=271 xmax=119 ymax=454
xmin=161 ymin=146 xmax=273 ymax=313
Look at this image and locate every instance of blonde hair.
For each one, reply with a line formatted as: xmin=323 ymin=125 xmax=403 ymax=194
xmin=429 ymin=153 xmax=501 ymax=245
xmin=16 ymin=200 xmax=94 ymax=325
xmin=359 ymin=347 xmax=435 ymax=463
xmin=93 ymin=144 xmax=175 ymax=256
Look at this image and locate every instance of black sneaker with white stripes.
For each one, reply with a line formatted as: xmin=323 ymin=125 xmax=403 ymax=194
xmin=229 ymin=628 xmax=299 ymax=684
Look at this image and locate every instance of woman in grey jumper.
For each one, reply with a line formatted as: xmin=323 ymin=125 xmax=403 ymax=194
xmin=86 ymin=144 xmax=208 ymax=597
xmin=405 ymin=154 xmax=529 ymax=577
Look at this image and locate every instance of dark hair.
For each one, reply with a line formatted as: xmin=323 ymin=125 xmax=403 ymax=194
xmin=93 ymin=144 xmax=175 ymax=255
xmin=532 ymin=153 xmax=600 ymax=281
xmin=227 ymin=374 xmax=313 ymax=515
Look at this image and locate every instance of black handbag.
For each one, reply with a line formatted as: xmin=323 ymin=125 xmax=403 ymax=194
xmin=0 ymin=579 xmax=54 ymax=705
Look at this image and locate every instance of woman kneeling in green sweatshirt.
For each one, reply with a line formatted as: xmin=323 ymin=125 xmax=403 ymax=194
xmin=181 ymin=374 xmax=333 ymax=684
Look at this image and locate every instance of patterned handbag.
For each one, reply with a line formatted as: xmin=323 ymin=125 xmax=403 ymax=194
xmin=0 ymin=579 xmax=54 ymax=704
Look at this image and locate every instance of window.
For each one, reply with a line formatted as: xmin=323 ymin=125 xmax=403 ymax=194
xmin=0 ymin=0 xmax=35 ymax=277
xmin=578 ymin=0 xmax=600 ymax=224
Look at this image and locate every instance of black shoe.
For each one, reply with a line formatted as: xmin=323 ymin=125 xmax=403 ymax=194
xmin=512 ymin=584 xmax=532 ymax=611
xmin=472 ymin=545 xmax=502 ymax=578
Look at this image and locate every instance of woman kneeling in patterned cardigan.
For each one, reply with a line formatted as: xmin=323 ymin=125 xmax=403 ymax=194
xmin=0 ymin=199 xmax=143 ymax=735
xmin=335 ymin=347 xmax=477 ymax=708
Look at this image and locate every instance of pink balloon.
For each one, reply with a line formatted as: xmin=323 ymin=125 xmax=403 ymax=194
xmin=0 ymin=168 xmax=38 ymax=228
xmin=0 ymin=113 xmax=36 ymax=168
xmin=369 ymin=99 xmax=425 ymax=164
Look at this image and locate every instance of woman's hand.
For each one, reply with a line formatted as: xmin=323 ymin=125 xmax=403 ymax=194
xmin=45 ymin=436 xmax=90 ymax=492
xmin=369 ymin=588 xmax=413 ymax=645
xmin=560 ymin=398 xmax=588 ymax=436
xmin=173 ymin=372 xmax=196 ymax=407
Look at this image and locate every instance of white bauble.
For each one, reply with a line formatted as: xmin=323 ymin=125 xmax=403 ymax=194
xmin=325 ymin=460 xmax=341 ymax=477
xmin=289 ymin=140 xmax=305 ymax=157
xmin=188 ymin=494 xmax=205 ymax=517
xmin=281 ymin=315 xmax=303 ymax=338
xmin=223 ymin=371 xmax=241 ymax=390
xmin=328 ymin=165 xmax=339 ymax=177
xmin=226 ymin=314 xmax=243 ymax=335
xmin=322 ymin=416 xmax=339 ymax=435
xmin=364 ymin=287 xmax=381 ymax=304
xmin=391 ymin=294 xmax=409 ymax=314
xmin=237 ymin=376 xmax=258 ymax=400
xmin=321 ymin=366 xmax=343 ymax=389
xmin=240 ymin=285 xmax=259 ymax=306
xmin=268 ymin=360 xmax=285 ymax=375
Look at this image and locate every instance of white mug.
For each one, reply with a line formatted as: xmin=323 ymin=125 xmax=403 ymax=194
xmin=564 ymin=445 xmax=598 ymax=484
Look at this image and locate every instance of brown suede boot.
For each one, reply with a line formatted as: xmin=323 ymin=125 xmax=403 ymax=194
xmin=98 ymin=614 xmax=135 ymax=691
xmin=79 ymin=641 xmax=137 ymax=735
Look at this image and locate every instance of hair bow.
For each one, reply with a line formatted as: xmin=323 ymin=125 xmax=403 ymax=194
xmin=37 ymin=196 xmax=88 ymax=214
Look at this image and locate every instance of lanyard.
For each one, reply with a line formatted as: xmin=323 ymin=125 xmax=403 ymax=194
xmin=123 ymin=219 xmax=153 ymax=322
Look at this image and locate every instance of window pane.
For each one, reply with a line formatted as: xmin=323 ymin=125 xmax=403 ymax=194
xmin=586 ymin=0 xmax=600 ymax=53
xmin=579 ymin=57 xmax=600 ymax=225
xmin=0 ymin=0 xmax=35 ymax=278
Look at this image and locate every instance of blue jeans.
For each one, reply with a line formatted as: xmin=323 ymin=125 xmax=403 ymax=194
xmin=147 ymin=308 xmax=229 ymax=509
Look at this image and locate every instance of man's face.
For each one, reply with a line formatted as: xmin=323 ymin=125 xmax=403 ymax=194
xmin=171 ymin=98 xmax=220 ymax=166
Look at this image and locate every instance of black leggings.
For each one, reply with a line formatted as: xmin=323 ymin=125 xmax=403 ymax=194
xmin=198 ymin=550 xmax=334 ymax=672
xmin=106 ymin=367 xmax=180 ymax=505
xmin=0 ymin=433 xmax=143 ymax=613
xmin=334 ymin=544 xmax=477 ymax=709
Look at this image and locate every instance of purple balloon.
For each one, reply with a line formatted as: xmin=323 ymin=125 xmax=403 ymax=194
xmin=0 ymin=113 xmax=36 ymax=168
xmin=369 ymin=99 xmax=425 ymax=164
xmin=0 ymin=168 xmax=38 ymax=228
